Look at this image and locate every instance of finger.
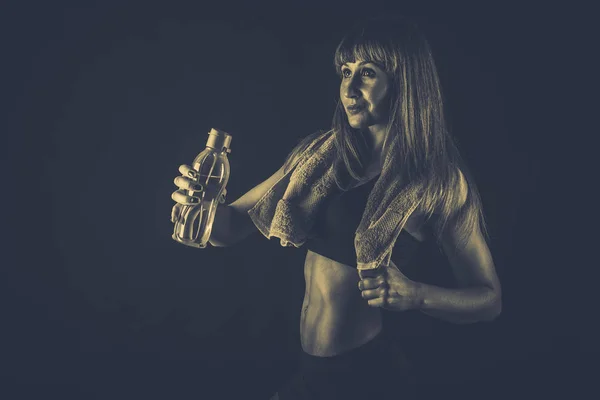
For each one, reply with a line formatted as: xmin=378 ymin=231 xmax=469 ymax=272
xmin=358 ymin=278 xmax=382 ymax=291
xmin=171 ymin=189 xmax=201 ymax=206
xmin=376 ymin=275 xmax=388 ymax=288
xmin=358 ymin=267 xmax=384 ymax=279
xmin=171 ymin=203 xmax=181 ymax=223
xmin=178 ymin=164 xmax=198 ymax=180
xmin=361 ymin=289 xmax=378 ymax=300
xmin=367 ymin=297 xmax=386 ymax=308
xmin=361 ymin=287 xmax=387 ymax=300
xmin=174 ymin=176 xmax=204 ymax=192
xmin=358 ymin=274 xmax=387 ymax=290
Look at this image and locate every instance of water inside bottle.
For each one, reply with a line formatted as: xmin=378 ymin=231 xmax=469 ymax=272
xmin=172 ymin=151 xmax=227 ymax=248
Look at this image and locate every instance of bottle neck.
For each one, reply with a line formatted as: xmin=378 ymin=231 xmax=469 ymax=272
xmin=207 ymin=145 xmax=230 ymax=154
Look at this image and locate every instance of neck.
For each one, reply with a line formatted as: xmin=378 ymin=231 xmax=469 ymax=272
xmin=367 ymin=123 xmax=387 ymax=148
xmin=365 ymin=123 xmax=388 ymax=170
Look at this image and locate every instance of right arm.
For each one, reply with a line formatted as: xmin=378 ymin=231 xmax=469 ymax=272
xmin=208 ymin=165 xmax=285 ymax=247
xmin=172 ymin=164 xmax=286 ymax=248
xmin=172 ymin=131 xmax=320 ymax=247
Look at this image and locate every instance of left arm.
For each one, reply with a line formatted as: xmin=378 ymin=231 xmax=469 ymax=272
xmin=358 ymin=174 xmax=502 ymax=324
xmin=359 ymin=224 xmax=502 ymax=324
xmin=416 ymin=221 xmax=502 ymax=323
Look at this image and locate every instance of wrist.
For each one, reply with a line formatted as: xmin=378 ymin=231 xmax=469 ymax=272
xmin=412 ymin=281 xmax=426 ymax=311
xmin=208 ymin=204 xmax=233 ymax=246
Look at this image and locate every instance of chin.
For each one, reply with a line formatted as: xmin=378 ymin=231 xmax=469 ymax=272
xmin=347 ymin=116 xmax=368 ymax=130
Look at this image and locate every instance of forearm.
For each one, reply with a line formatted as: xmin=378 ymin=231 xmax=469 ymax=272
xmin=416 ymin=283 xmax=501 ymax=324
xmin=208 ymin=204 xmax=256 ymax=247
xmin=207 ymin=204 xmax=232 ymax=247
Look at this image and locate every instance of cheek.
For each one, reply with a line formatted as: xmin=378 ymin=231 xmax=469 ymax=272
xmin=368 ymin=82 xmax=389 ymax=104
xmin=381 ymin=81 xmax=393 ymax=106
xmin=370 ymin=86 xmax=390 ymax=111
xmin=379 ymin=81 xmax=391 ymax=101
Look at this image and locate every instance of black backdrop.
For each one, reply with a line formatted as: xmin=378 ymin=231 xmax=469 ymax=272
xmin=3 ymin=1 xmax=595 ymax=399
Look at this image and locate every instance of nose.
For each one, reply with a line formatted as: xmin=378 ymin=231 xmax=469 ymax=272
xmin=342 ymin=74 xmax=361 ymax=99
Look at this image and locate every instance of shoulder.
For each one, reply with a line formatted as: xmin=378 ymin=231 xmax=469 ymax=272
xmin=297 ymin=129 xmax=331 ymax=148
xmin=454 ymin=167 xmax=468 ymax=209
xmin=425 ymin=166 xmax=468 ymax=222
xmin=283 ymin=130 xmax=333 ymax=171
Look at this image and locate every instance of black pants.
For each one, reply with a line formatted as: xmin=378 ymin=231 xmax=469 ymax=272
xmin=276 ymin=332 xmax=417 ymax=400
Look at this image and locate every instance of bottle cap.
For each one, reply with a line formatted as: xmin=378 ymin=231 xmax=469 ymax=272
xmin=206 ymin=128 xmax=232 ymax=153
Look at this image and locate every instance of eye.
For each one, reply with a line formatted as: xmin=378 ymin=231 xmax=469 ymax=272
xmin=361 ymin=68 xmax=376 ymax=78
xmin=340 ymin=66 xmax=377 ymax=79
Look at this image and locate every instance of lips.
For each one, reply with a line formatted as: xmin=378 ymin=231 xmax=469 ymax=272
xmin=346 ymin=104 xmax=365 ymax=114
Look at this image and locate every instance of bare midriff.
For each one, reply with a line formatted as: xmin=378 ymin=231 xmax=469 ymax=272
xmin=300 ymin=249 xmax=384 ymax=357
xmin=298 ymin=164 xmax=427 ymax=357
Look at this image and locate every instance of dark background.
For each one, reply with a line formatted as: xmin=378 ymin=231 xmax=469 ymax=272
xmin=3 ymin=1 xmax=595 ymax=399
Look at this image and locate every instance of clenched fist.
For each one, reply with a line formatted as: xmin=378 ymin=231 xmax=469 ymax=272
xmin=358 ymin=261 xmax=423 ymax=312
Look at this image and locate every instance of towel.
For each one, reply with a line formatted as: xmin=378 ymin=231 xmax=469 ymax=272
xmin=247 ymin=130 xmax=425 ymax=270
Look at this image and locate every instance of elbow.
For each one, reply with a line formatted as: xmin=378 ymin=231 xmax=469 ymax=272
xmin=457 ymin=286 xmax=502 ymax=324
xmin=455 ymin=298 xmax=501 ymax=325
xmin=483 ymin=293 xmax=502 ymax=322
xmin=460 ymin=289 xmax=501 ymax=324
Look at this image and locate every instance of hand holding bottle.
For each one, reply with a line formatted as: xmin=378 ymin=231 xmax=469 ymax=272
xmin=170 ymin=164 xmax=227 ymax=223
xmin=171 ymin=129 xmax=232 ymax=248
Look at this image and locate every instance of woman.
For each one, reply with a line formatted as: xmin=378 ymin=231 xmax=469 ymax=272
xmin=171 ymin=16 xmax=501 ymax=400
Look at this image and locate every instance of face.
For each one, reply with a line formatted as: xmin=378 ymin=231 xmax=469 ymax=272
xmin=339 ymin=60 xmax=391 ymax=130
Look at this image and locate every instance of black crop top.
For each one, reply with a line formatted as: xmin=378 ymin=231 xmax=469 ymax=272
xmin=305 ymin=176 xmax=422 ymax=269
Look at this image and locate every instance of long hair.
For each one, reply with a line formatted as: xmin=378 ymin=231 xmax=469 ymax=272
xmin=283 ymin=16 xmax=488 ymax=249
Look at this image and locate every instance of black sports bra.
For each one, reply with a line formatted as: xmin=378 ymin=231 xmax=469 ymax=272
xmin=305 ymin=176 xmax=422 ymax=269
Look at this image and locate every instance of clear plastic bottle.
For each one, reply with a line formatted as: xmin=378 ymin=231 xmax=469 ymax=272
xmin=172 ymin=128 xmax=232 ymax=248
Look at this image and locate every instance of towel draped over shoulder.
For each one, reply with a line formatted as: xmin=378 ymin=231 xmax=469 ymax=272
xmin=248 ymin=130 xmax=425 ymax=270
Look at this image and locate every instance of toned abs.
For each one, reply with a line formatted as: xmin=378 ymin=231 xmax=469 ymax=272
xmin=300 ymin=249 xmax=383 ymax=357
xmin=300 ymin=200 xmax=427 ymax=357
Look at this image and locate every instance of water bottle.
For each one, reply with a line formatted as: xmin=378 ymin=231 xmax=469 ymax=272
xmin=172 ymin=128 xmax=232 ymax=248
